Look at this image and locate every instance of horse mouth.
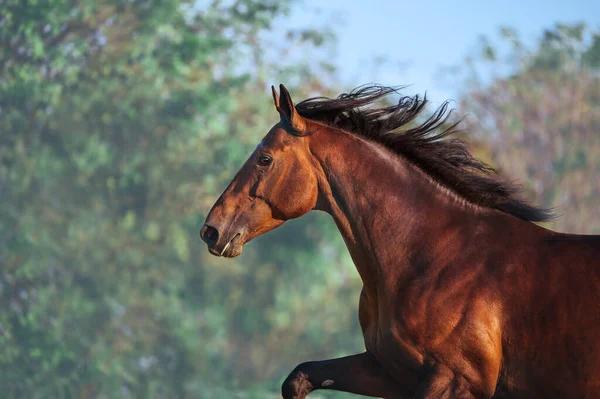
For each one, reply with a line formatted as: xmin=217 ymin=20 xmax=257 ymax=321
xmin=210 ymin=233 xmax=242 ymax=258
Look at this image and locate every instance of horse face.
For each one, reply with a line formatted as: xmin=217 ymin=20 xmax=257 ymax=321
xmin=201 ymin=112 xmax=318 ymax=258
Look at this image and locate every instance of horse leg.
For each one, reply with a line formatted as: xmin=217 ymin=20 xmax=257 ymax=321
xmin=281 ymin=351 xmax=417 ymax=399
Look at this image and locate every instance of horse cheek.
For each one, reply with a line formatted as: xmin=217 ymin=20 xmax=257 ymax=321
xmin=281 ymin=168 xmax=318 ymax=219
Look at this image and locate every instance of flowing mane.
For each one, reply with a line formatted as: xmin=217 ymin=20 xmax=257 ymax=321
xmin=295 ymin=85 xmax=553 ymax=222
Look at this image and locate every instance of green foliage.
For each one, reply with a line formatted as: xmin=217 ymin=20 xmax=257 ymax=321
xmin=1 ymin=1 xmax=360 ymax=397
xmin=456 ymin=22 xmax=600 ymax=234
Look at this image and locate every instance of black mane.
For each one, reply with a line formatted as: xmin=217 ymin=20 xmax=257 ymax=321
xmin=295 ymin=85 xmax=554 ymax=223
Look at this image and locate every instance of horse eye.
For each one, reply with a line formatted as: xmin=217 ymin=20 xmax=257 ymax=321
xmin=258 ymin=155 xmax=272 ymax=166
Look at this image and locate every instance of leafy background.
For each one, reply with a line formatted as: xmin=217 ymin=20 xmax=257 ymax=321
xmin=0 ymin=1 xmax=598 ymax=398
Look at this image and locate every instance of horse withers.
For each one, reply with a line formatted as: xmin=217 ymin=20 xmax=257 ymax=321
xmin=201 ymin=84 xmax=600 ymax=398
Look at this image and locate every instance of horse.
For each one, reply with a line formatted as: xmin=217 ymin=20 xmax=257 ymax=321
xmin=200 ymin=84 xmax=600 ymax=398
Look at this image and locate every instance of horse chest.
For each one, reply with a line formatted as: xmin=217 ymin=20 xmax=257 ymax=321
xmin=358 ymin=288 xmax=426 ymax=371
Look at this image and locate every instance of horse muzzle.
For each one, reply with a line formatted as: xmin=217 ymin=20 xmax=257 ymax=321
xmin=200 ymin=224 xmax=244 ymax=258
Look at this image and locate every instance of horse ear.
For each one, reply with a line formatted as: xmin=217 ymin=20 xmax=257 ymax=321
xmin=277 ymin=84 xmax=306 ymax=132
xmin=271 ymin=85 xmax=280 ymax=110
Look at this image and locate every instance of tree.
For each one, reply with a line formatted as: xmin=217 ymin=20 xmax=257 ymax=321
xmin=0 ymin=1 xmax=359 ymax=397
xmin=454 ymin=23 xmax=600 ymax=234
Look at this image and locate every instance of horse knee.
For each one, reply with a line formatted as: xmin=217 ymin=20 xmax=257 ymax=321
xmin=281 ymin=363 xmax=314 ymax=399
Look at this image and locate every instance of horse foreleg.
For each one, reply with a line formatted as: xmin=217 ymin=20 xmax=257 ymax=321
xmin=281 ymin=351 xmax=417 ymax=399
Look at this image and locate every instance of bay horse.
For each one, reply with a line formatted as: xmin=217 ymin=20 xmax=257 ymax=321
xmin=200 ymin=84 xmax=600 ymax=398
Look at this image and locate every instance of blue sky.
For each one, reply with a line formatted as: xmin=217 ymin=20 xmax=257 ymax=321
xmin=286 ymin=0 xmax=599 ymax=102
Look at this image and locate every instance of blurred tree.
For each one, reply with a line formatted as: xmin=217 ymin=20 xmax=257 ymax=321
xmin=455 ymin=23 xmax=600 ymax=234
xmin=0 ymin=1 xmax=360 ymax=398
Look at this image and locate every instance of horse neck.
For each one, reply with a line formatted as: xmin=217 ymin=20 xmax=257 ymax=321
xmin=309 ymin=128 xmax=488 ymax=300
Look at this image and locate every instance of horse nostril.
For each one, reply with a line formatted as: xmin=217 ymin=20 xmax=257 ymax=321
xmin=200 ymin=224 xmax=219 ymax=248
